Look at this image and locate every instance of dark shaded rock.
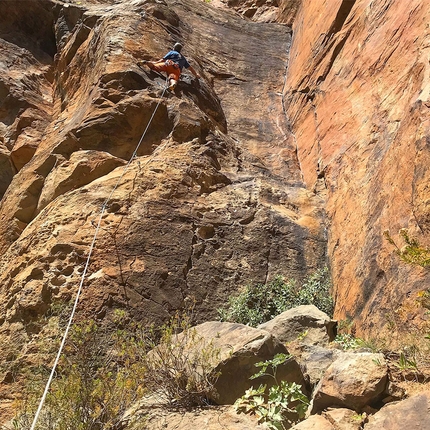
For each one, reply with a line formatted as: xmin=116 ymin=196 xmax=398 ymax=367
xmin=292 ymin=344 xmax=341 ymax=387
xmin=0 ymin=146 xmax=14 ymax=199
xmin=180 ymin=321 xmax=306 ymax=405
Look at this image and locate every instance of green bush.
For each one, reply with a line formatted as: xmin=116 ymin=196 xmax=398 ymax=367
xmin=218 ymin=268 xmax=333 ymax=326
xmin=384 ymin=228 xmax=430 ymax=267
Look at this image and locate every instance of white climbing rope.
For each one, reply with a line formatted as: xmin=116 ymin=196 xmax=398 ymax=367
xmin=30 ymin=82 xmax=168 ymax=430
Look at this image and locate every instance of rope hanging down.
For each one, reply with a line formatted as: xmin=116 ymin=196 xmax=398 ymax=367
xmin=30 ymin=84 xmax=168 ymax=430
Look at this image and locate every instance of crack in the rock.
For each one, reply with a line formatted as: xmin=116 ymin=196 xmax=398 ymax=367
xmin=316 ymin=29 xmax=352 ymax=86
xmin=322 ymin=0 xmax=356 ymax=45
xmin=182 ymin=222 xmax=198 ymax=300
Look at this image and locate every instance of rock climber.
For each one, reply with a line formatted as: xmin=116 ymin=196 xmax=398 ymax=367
xmin=139 ymin=42 xmax=200 ymax=91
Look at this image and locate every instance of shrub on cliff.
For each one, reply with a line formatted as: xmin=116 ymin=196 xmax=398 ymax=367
xmin=384 ymin=228 xmax=430 ymax=267
xmin=218 ymin=268 xmax=333 ymax=327
xmin=142 ymin=310 xmax=221 ymax=408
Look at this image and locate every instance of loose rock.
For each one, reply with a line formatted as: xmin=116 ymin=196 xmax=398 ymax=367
xmin=258 ymin=305 xmax=337 ymax=346
xmin=311 ymin=352 xmax=388 ymax=413
xmin=364 ymin=391 xmax=430 ymax=430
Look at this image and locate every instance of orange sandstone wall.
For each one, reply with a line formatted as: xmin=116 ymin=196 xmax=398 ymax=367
xmin=284 ymin=0 xmax=430 ymax=338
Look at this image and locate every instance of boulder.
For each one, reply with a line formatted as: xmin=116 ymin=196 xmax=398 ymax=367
xmin=292 ymin=344 xmax=341 ymax=387
xmin=322 ymin=407 xmax=365 ymax=430
xmin=291 ymin=414 xmax=335 ymax=430
xmin=311 ymin=352 xmax=388 ymax=413
xmin=128 ymin=405 xmax=268 ymax=430
xmin=178 ymin=321 xmax=306 ymax=405
xmin=291 ymin=407 xmax=365 ymax=429
xmin=364 ymin=391 xmax=430 ymax=430
xmin=258 ymin=305 xmax=337 ymax=346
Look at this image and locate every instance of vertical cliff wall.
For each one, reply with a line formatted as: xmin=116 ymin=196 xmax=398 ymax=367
xmin=0 ymin=0 xmax=328 ymax=416
xmin=283 ymin=0 xmax=430 ymax=337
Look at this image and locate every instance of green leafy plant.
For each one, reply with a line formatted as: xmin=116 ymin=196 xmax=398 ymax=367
xmin=334 ymin=333 xmax=363 ymax=350
xmin=234 ymin=354 xmax=309 ymax=430
xmin=384 ymin=229 xmax=430 ymax=267
xmin=395 ymin=351 xmax=418 ymax=371
xmin=417 ymin=289 xmax=430 ymax=309
xmin=334 ymin=333 xmax=382 ymax=353
xmin=218 ymin=267 xmax=333 ymax=326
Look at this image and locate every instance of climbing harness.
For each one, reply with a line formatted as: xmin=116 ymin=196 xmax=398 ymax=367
xmin=30 ymin=79 xmax=169 ymax=430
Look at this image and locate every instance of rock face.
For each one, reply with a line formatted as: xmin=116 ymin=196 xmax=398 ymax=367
xmin=0 ymin=0 xmax=326 ymax=323
xmin=0 ymin=0 xmax=327 ymax=417
xmin=282 ymin=0 xmax=430 ymax=337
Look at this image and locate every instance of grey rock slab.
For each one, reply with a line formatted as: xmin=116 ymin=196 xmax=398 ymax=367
xmin=293 ymin=344 xmax=341 ymax=387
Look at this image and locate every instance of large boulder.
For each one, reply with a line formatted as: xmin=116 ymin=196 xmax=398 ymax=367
xmin=364 ymin=391 xmax=430 ymax=430
xmin=311 ymin=352 xmax=388 ymax=413
xmin=178 ymin=321 xmax=306 ymax=405
xmin=258 ymin=305 xmax=337 ymax=346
